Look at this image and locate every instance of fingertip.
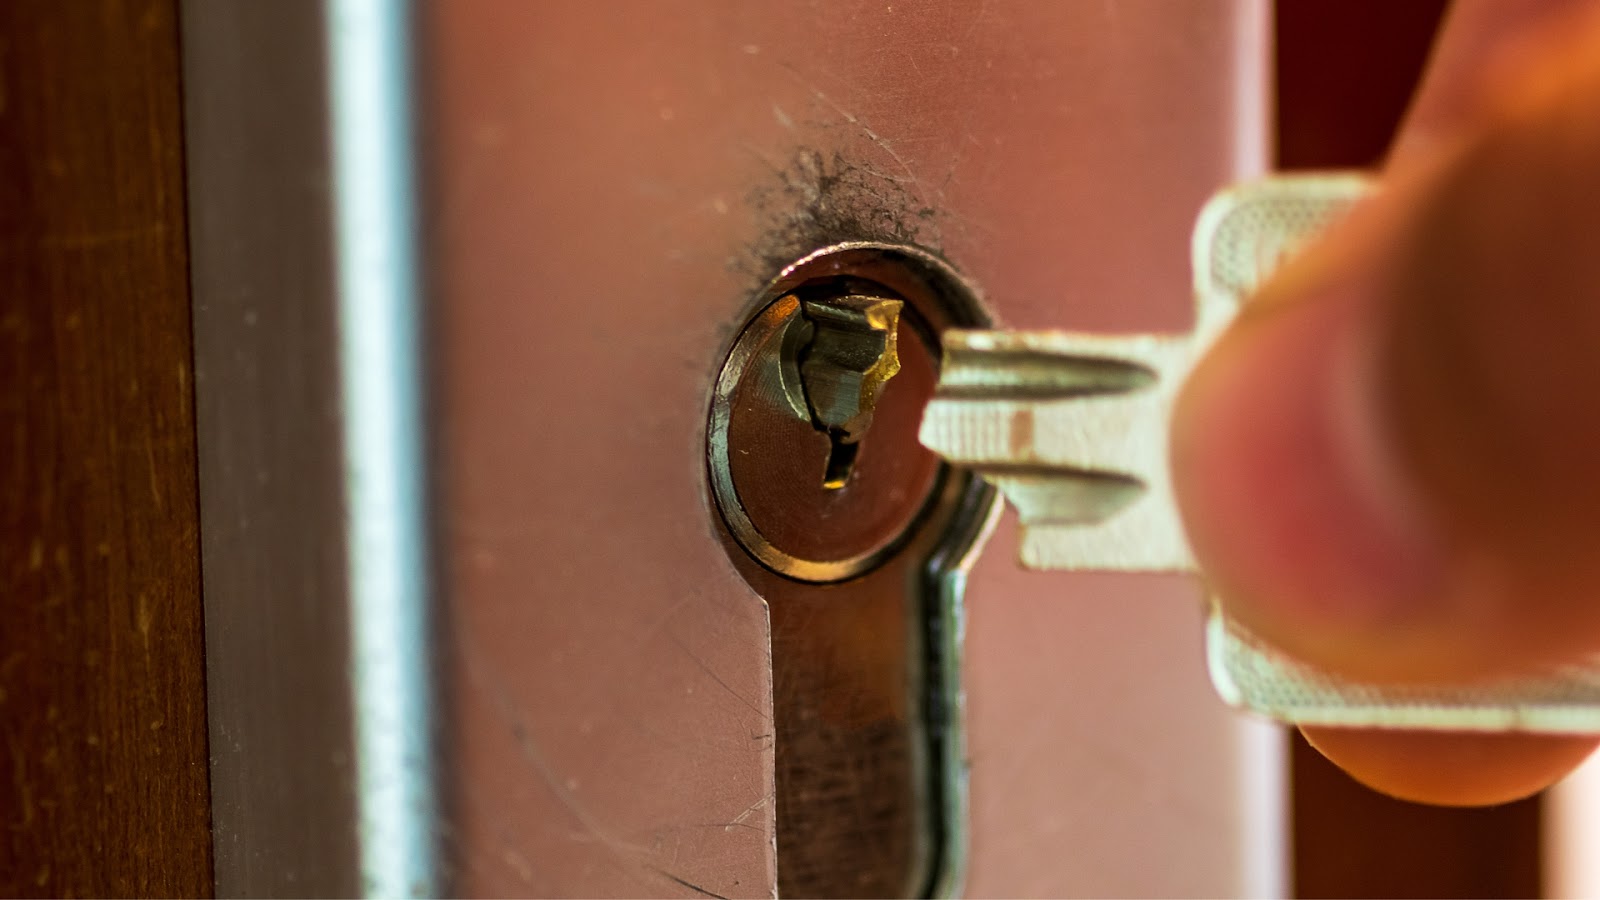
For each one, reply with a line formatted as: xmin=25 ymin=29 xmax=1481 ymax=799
xmin=1302 ymin=726 xmax=1599 ymax=807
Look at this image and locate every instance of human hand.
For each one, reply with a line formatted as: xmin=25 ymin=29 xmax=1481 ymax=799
xmin=1173 ymin=0 xmax=1600 ymax=805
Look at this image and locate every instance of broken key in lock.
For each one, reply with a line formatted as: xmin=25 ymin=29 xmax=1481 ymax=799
xmin=797 ymin=292 xmax=904 ymax=490
xmin=920 ymin=172 xmax=1600 ymax=733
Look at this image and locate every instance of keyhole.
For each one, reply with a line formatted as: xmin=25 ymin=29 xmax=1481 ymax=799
xmin=821 ymin=433 xmax=859 ymax=490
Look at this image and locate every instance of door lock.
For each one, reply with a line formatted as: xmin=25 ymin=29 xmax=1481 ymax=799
xmin=706 ymin=243 xmax=995 ymax=898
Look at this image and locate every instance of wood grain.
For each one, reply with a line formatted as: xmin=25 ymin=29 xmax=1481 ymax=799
xmin=1276 ymin=2 xmax=1544 ymax=898
xmin=0 ymin=0 xmax=212 ymax=895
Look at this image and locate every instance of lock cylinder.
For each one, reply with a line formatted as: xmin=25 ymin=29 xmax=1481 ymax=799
xmin=704 ymin=242 xmax=997 ymax=898
xmin=708 ymin=272 xmax=942 ymax=583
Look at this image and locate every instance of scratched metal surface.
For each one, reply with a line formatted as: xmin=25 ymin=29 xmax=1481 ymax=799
xmin=423 ymin=2 xmax=1276 ymax=895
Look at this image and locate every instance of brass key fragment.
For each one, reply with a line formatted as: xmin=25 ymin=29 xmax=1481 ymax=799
xmin=797 ymin=294 xmax=903 ymax=489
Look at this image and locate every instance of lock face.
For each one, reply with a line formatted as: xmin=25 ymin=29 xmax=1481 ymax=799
xmin=707 ymin=244 xmax=996 ymax=897
xmin=426 ymin=2 xmax=1277 ymax=897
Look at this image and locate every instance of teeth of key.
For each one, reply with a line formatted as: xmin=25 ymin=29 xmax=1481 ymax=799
xmin=920 ymin=172 xmax=1600 ymax=733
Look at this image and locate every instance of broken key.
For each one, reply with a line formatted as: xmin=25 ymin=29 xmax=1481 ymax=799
xmin=920 ymin=172 xmax=1600 ymax=733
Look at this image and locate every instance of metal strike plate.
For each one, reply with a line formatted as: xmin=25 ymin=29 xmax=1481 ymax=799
xmin=921 ymin=172 xmax=1600 ymax=733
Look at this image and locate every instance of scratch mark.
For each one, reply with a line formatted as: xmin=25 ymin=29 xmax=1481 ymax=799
xmin=457 ymin=630 xmax=754 ymax=897
xmin=668 ymin=631 xmax=768 ymax=719
xmin=739 ymin=145 xmax=941 ymax=283
xmin=632 ymin=592 xmax=697 ymax=651
xmin=700 ymin=821 xmax=763 ymax=833
xmin=725 ymin=794 xmax=768 ymax=832
xmin=957 ymin=0 xmax=989 ymax=42
xmin=780 ymin=63 xmax=924 ymax=196
xmin=457 ymin=633 xmax=640 ymax=855
xmin=653 ymin=868 xmax=732 ymax=900
xmin=145 ymin=440 xmax=163 ymax=508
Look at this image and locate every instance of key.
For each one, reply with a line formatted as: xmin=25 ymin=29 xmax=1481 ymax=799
xmin=920 ymin=172 xmax=1600 ymax=733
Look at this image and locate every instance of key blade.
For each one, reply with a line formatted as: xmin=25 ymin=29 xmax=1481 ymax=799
xmin=919 ymin=329 xmax=1196 ymax=571
xmin=921 ymin=173 xmax=1371 ymax=571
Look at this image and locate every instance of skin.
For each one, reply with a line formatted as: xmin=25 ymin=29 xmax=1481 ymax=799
xmin=1172 ymin=0 xmax=1600 ymax=805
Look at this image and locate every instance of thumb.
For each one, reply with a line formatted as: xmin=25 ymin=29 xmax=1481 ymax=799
xmin=1172 ymin=13 xmax=1600 ymax=686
